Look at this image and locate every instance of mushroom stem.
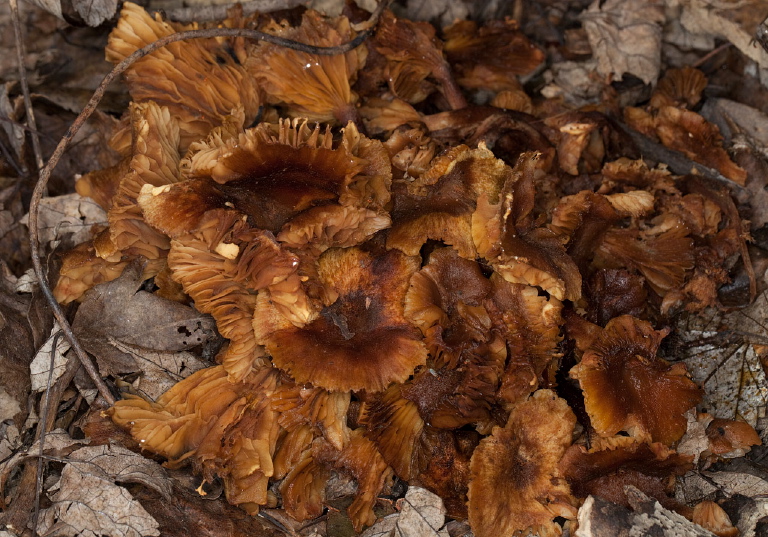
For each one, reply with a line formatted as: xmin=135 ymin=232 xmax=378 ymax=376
xmin=433 ymin=60 xmax=468 ymax=110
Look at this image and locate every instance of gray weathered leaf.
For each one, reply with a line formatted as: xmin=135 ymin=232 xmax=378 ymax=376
xmin=30 ymin=326 xmax=71 ymax=393
xmin=581 ymin=0 xmax=665 ymax=84
xmin=21 ymin=193 xmax=107 ymax=249
xmin=361 ymin=487 xmax=449 ymax=537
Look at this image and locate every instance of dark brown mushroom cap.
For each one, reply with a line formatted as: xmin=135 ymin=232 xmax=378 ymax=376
xmin=388 ymin=143 xmax=510 ymax=258
xmin=404 ymin=247 xmax=493 ymax=367
xmin=650 ymin=67 xmax=708 ymax=110
xmin=253 ymin=247 xmax=427 ymax=393
xmin=106 ymin=2 xmax=260 ymax=144
xmin=245 ymin=10 xmax=365 ymax=124
xmin=570 ymin=315 xmax=702 ymax=444
xmin=559 ymin=436 xmax=694 ymax=506
xmin=655 ymin=107 xmax=747 ymax=185
xmin=467 ymin=389 xmax=577 ymax=537
xmin=443 ymin=19 xmax=545 ymax=90
xmin=595 ymin=224 xmax=695 ymax=297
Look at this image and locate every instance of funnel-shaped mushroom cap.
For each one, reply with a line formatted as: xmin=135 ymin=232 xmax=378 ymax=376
xmin=570 ymin=315 xmax=702 ymax=444
xmin=254 ymin=247 xmax=427 ymax=392
xmin=143 ymin=120 xmax=391 ymax=236
xmin=468 ymin=390 xmax=577 ymax=537
xmin=106 ymin=2 xmax=260 ymax=143
xmin=388 ymin=143 xmax=511 ymax=258
xmin=246 ymin=10 xmax=365 ymax=124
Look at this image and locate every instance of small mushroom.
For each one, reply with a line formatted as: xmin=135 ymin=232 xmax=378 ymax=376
xmin=570 ymin=315 xmax=702 ymax=444
xmin=467 ymin=390 xmax=577 ymax=537
xmin=692 ymin=500 xmax=739 ymax=537
xmin=650 ymin=67 xmax=708 ymax=110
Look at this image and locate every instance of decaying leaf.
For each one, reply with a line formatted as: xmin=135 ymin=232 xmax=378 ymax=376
xmin=29 ymin=326 xmax=71 ymax=393
xmin=71 ymin=263 xmax=217 ymax=376
xmin=360 ymin=487 xmax=449 ymax=537
xmin=580 ymin=0 xmax=665 ymax=84
xmin=108 ymin=338 xmax=209 ymax=400
xmin=21 ymin=193 xmax=108 ymax=249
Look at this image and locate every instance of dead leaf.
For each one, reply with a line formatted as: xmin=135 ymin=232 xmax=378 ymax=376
xmin=678 ymin=290 xmax=768 ymax=427
xmin=29 ymin=326 xmax=71 ymax=393
xmin=72 ymin=263 xmax=218 ymax=376
xmin=67 ymin=444 xmax=173 ymax=499
xmin=361 ymin=487 xmax=450 ymax=537
xmin=581 ymin=0 xmax=665 ymax=84
xmin=676 ymin=411 xmax=713 ymax=465
xmin=23 ymin=0 xmax=117 ymax=26
xmin=0 ymin=84 xmax=24 ymax=160
xmin=108 ymin=338 xmax=208 ymax=400
xmin=21 ymin=193 xmax=107 ymax=249
xmin=37 ymin=460 xmax=160 ymax=537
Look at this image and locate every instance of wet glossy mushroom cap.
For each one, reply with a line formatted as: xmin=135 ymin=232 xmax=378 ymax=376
xmin=253 ymin=247 xmax=427 ymax=392
xmin=570 ymin=315 xmax=702 ymax=444
xmin=467 ymin=389 xmax=577 ymax=537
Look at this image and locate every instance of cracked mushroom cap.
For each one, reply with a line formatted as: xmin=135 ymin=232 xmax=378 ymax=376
xmin=106 ymin=2 xmax=260 ymax=144
xmin=388 ymin=143 xmax=511 ymax=258
xmin=246 ymin=10 xmax=366 ymax=124
xmin=468 ymin=389 xmax=577 ymax=537
xmin=141 ymin=119 xmax=391 ymax=237
xmin=570 ymin=315 xmax=702 ymax=444
xmin=253 ymin=246 xmax=427 ymax=393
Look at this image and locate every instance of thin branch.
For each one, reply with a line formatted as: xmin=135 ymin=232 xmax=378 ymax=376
xmin=9 ymin=0 xmax=44 ymax=173
xmin=28 ymin=2 xmax=388 ymax=406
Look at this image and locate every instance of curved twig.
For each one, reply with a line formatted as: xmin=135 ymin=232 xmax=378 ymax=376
xmin=27 ymin=2 xmax=389 ymax=406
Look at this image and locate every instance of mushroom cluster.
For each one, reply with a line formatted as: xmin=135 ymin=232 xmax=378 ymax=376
xmin=55 ymin=3 xmax=762 ymax=536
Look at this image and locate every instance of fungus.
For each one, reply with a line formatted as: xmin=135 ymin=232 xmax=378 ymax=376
xmin=271 ymin=384 xmax=351 ymax=451
xmin=53 ymin=232 xmax=128 ymax=304
xmin=706 ymin=418 xmax=762 ymax=457
xmin=473 ymin=152 xmax=582 ymax=301
xmin=692 ymin=501 xmax=739 ymax=537
xmin=467 ymin=390 xmax=577 ymax=537
xmin=253 ymin=247 xmax=427 ymax=393
xmin=569 ymin=315 xmax=702 ymax=444
xmin=106 ymin=2 xmax=260 ymax=145
xmin=650 ymin=67 xmax=708 ymax=110
xmin=558 ymin=436 xmax=694 ymax=509
xmin=388 ymin=143 xmax=510 ymax=258
xmin=373 ymin=10 xmax=466 ymax=109
xmin=443 ymin=19 xmax=545 ymax=93
xmin=246 ymin=10 xmax=366 ymax=124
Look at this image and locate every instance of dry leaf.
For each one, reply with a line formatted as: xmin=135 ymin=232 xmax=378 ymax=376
xmin=360 ymin=487 xmax=449 ymax=537
xmin=21 ymin=193 xmax=107 ymax=249
xmin=29 ymin=325 xmax=71 ymax=393
xmin=38 ymin=462 xmax=160 ymax=537
xmin=678 ymin=291 xmax=768 ymax=427
xmin=72 ymin=263 xmax=217 ymax=376
xmin=580 ymin=0 xmax=665 ymax=84
xmin=24 ymin=0 xmax=118 ymax=26
xmin=108 ymin=338 xmax=208 ymax=400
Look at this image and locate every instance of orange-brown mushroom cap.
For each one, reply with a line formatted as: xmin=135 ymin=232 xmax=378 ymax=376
xmin=467 ymin=389 xmax=577 ymax=537
xmin=253 ymin=246 xmax=427 ymax=393
xmin=570 ymin=315 xmax=702 ymax=444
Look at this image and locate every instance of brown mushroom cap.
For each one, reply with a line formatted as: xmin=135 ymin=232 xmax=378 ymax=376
xmin=53 ymin=233 xmax=128 ymax=304
xmin=246 ymin=10 xmax=365 ymax=124
xmin=253 ymin=247 xmax=427 ymax=393
xmin=106 ymin=2 xmax=260 ymax=144
xmin=706 ymin=418 xmax=762 ymax=456
xmin=467 ymin=389 xmax=577 ymax=537
xmin=272 ymin=384 xmax=351 ymax=451
xmin=692 ymin=500 xmax=739 ymax=537
xmin=650 ymin=67 xmax=708 ymax=110
xmin=570 ymin=315 xmax=702 ymax=444
xmin=388 ymin=143 xmax=510 ymax=258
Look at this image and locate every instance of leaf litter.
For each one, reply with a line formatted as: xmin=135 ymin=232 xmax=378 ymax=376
xmin=2 ymin=0 xmax=768 ymax=536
